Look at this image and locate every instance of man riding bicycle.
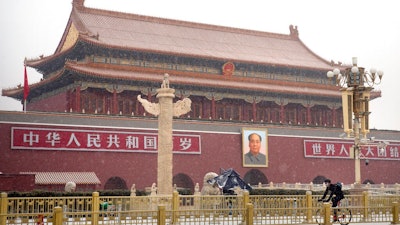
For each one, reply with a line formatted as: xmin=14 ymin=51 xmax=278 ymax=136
xmin=318 ymin=179 xmax=344 ymax=222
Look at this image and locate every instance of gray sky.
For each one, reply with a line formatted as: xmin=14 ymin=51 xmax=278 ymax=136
xmin=1 ymin=0 xmax=399 ymax=131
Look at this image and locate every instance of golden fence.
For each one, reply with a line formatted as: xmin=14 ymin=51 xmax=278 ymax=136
xmin=1 ymin=191 xmax=399 ymax=225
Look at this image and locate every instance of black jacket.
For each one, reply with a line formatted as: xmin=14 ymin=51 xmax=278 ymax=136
xmin=321 ymin=183 xmax=344 ymax=201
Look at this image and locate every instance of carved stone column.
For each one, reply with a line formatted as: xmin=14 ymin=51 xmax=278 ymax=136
xmin=137 ymin=74 xmax=191 ymax=195
xmin=156 ymin=87 xmax=175 ymax=194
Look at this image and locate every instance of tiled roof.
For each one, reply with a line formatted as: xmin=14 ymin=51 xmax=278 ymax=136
xmin=55 ymin=3 xmax=332 ymax=70
xmin=21 ymin=172 xmax=101 ymax=184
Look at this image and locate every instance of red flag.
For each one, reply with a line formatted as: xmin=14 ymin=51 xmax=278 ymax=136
xmin=23 ymin=65 xmax=29 ymax=100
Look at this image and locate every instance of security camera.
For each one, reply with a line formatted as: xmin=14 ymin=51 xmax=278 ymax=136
xmin=365 ymin=159 xmax=369 ymax=166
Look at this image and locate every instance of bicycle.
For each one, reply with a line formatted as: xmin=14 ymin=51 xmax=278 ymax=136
xmin=315 ymin=198 xmax=352 ymax=225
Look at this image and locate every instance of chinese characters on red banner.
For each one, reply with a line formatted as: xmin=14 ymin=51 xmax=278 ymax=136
xmin=12 ymin=127 xmax=201 ymax=154
xmin=304 ymin=140 xmax=400 ymax=160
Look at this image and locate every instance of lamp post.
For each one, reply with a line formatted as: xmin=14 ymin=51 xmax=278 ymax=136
xmin=327 ymin=57 xmax=383 ymax=185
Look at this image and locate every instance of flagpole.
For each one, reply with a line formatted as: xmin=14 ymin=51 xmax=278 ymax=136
xmin=23 ymin=59 xmax=29 ymax=113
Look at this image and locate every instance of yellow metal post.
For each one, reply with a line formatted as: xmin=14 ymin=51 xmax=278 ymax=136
xmin=305 ymin=191 xmax=313 ymax=222
xmin=360 ymin=91 xmax=371 ymax=137
xmin=341 ymin=89 xmax=353 ymax=136
xmin=392 ymin=201 xmax=399 ymax=224
xmin=243 ymin=191 xmax=249 ymax=208
xmin=172 ymin=191 xmax=179 ymax=224
xmin=0 ymin=192 xmax=7 ymax=225
xmin=323 ymin=202 xmax=332 ymax=225
xmin=242 ymin=191 xmax=250 ymax=224
xmin=362 ymin=191 xmax=369 ymax=221
xmin=53 ymin=206 xmax=63 ymax=225
xmin=157 ymin=205 xmax=166 ymax=225
xmin=92 ymin=192 xmax=99 ymax=225
xmin=246 ymin=203 xmax=253 ymax=225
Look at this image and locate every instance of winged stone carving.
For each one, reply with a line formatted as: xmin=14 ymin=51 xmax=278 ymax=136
xmin=137 ymin=95 xmax=160 ymax=116
xmin=173 ymin=98 xmax=192 ymax=117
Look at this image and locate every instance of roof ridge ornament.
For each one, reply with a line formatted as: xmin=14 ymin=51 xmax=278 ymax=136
xmin=72 ymin=0 xmax=85 ymax=8
xmin=289 ymin=25 xmax=299 ymax=38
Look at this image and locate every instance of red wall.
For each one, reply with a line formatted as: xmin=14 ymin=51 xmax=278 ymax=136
xmin=0 ymin=174 xmax=35 ymax=192
xmin=28 ymin=92 xmax=68 ymax=112
xmin=1 ymin=122 xmax=399 ymax=192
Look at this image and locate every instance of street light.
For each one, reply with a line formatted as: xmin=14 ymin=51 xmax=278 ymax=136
xmin=327 ymin=57 xmax=383 ymax=185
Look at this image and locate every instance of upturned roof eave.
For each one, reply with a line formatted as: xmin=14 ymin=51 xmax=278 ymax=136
xmin=2 ymin=62 xmax=382 ymax=101
xmin=24 ymin=45 xmax=75 ymax=69
xmin=2 ymin=69 xmax=66 ymax=100
xmin=65 ymin=62 xmax=342 ymax=98
xmin=66 ymin=62 xmax=385 ymax=100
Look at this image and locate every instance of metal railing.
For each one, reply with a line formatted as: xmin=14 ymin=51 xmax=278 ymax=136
xmin=1 ymin=191 xmax=399 ymax=225
xmin=254 ymin=182 xmax=400 ymax=194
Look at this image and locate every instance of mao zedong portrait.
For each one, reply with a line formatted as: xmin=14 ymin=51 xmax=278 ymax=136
xmin=244 ymin=133 xmax=266 ymax=166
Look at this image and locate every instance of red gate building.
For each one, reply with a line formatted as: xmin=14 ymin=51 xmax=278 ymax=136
xmin=1 ymin=0 xmax=399 ymax=192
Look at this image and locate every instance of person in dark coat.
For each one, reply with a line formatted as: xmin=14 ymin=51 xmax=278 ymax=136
xmin=318 ymin=179 xmax=345 ymax=221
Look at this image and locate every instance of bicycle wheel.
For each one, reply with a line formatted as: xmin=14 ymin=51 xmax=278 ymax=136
xmin=337 ymin=208 xmax=352 ymax=225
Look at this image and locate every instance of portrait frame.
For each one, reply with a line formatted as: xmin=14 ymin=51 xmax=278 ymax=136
xmin=242 ymin=128 xmax=268 ymax=167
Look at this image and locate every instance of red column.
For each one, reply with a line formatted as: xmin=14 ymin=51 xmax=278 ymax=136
xmin=113 ymin=89 xmax=117 ymax=114
xmin=252 ymin=99 xmax=257 ymax=121
xmin=103 ymin=96 xmax=106 ymax=114
xmin=211 ymin=96 xmax=216 ymax=119
xmin=280 ymin=103 xmax=285 ymax=123
xmin=75 ymin=86 xmax=81 ymax=113
xmin=296 ymin=107 xmax=301 ymax=125
xmin=332 ymin=107 xmax=336 ymax=127
xmin=307 ymin=105 xmax=311 ymax=125
xmin=66 ymin=89 xmax=71 ymax=112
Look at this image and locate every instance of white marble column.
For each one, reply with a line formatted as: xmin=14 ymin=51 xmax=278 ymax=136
xmin=156 ymin=87 xmax=175 ymax=194
xmin=137 ymin=74 xmax=191 ymax=195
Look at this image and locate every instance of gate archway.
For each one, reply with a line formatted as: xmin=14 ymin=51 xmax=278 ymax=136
xmin=243 ymin=169 xmax=268 ymax=185
xmin=173 ymin=173 xmax=194 ymax=193
xmin=104 ymin=176 xmax=128 ymax=190
xmin=312 ymin=175 xmax=328 ymax=184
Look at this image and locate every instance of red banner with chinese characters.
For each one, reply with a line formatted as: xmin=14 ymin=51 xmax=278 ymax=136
xmin=11 ymin=127 xmax=200 ymax=154
xmin=304 ymin=139 xmax=400 ymax=160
